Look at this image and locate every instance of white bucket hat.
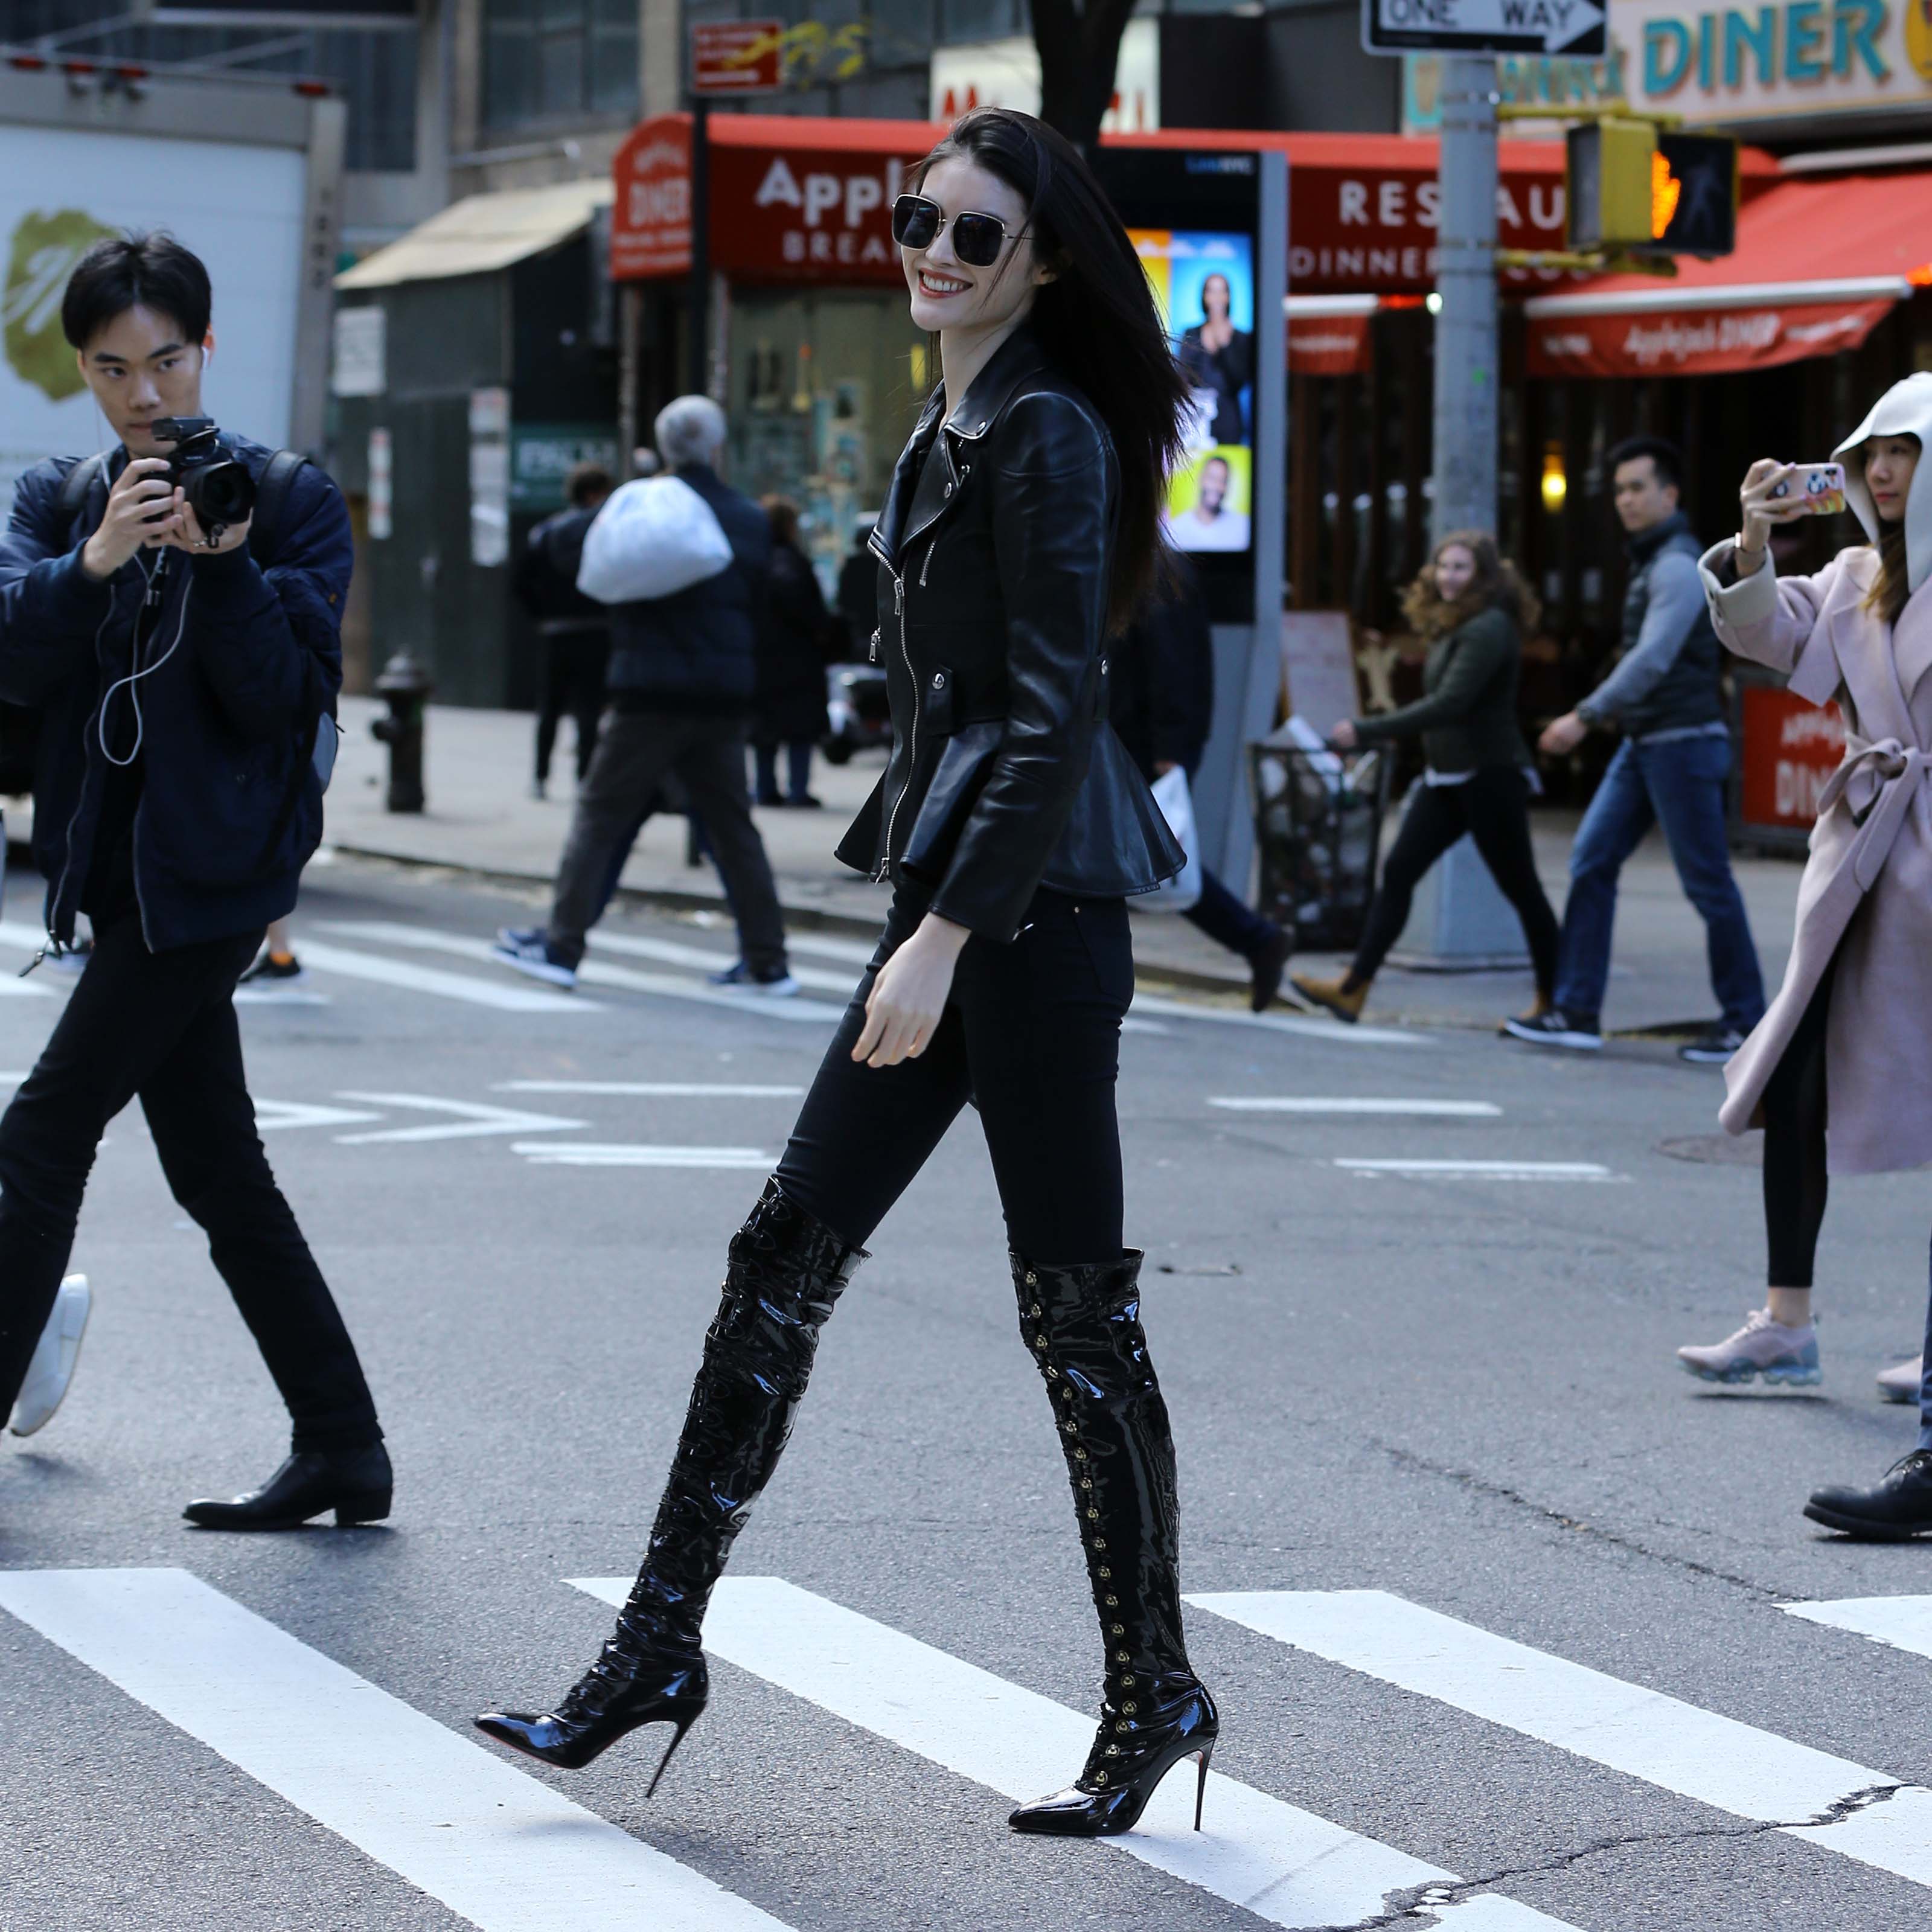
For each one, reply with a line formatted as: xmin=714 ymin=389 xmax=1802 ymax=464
xmin=1833 ymin=371 xmax=1932 ymax=595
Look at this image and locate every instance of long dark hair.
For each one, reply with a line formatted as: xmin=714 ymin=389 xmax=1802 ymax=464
xmin=1857 ymin=433 xmax=1920 ymax=628
xmin=913 ymin=109 xmax=1189 ymax=632
xmin=1399 ymin=529 xmax=1540 ymax=641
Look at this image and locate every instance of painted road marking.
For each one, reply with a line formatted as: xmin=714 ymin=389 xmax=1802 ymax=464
xmin=572 ymin=1576 xmax=1582 ymax=1932
xmin=1784 ymin=1597 xmax=1932 ymax=1659
xmin=253 ymin=1100 xmax=385 ymax=1134
xmin=1192 ymin=1589 xmax=1932 ymax=1890
xmin=319 ymin=921 xmax=844 ymax=1023
xmin=1131 ymin=991 xmax=1422 ymax=1046
xmin=1333 ymin=1159 xmax=1620 ymax=1182
xmin=585 ymin=929 xmax=857 ymax=997
xmin=514 ymin=1142 xmax=773 ymax=1169
xmin=0 ymin=1567 xmax=792 ymax=1932
xmin=495 ymin=1081 xmax=805 ymax=1098
xmin=1211 ymin=1098 xmax=1502 ymax=1116
xmin=297 ymin=939 xmax=593 ymax=1014
xmin=333 ymin=1093 xmax=584 ymax=1146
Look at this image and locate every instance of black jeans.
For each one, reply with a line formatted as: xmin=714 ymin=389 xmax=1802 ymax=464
xmin=0 ymin=913 xmax=380 ymax=1452
xmin=1763 ymin=958 xmax=1836 ymax=1289
xmin=549 ymin=709 xmax=787 ymax=975
xmin=775 ymin=886 xmax=1133 ymax=1259
xmin=534 ymin=629 xmax=608 ymax=785
xmin=1352 ymin=767 xmax=1562 ymax=996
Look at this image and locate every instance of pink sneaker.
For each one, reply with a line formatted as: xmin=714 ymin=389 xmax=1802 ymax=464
xmin=1677 ymin=1309 xmax=1822 ymax=1387
xmin=1878 ymin=1356 xmax=1923 ymax=1404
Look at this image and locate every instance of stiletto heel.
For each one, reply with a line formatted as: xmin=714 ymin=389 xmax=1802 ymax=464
xmin=1192 ymin=1744 xmax=1212 ymax=1831
xmin=646 ymin=1711 xmax=701 ymax=1799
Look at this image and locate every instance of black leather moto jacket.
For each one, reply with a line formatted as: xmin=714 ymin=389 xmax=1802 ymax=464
xmin=834 ymin=327 xmax=1184 ymax=942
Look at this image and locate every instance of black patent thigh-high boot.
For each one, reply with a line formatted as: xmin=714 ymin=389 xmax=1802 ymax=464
xmin=1008 ymin=1251 xmax=1218 ymax=1837
xmin=476 ymin=1180 xmax=864 ymax=1785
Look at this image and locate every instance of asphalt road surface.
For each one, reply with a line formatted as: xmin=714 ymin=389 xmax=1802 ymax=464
xmin=4 ymin=856 xmax=1930 ymax=1932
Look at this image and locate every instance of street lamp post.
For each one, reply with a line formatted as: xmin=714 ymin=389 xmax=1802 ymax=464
xmin=1430 ymin=54 xmax=1499 ymax=541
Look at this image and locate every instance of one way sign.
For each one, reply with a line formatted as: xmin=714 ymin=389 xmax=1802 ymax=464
xmin=1361 ymin=0 xmax=1607 ymax=56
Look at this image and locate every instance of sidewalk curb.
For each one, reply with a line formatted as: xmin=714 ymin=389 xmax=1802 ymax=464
xmin=325 ymin=839 xmax=1269 ymax=1004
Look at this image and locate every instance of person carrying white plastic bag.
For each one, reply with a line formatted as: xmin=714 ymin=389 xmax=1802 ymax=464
xmin=577 ymin=472 xmax=734 ymax=606
xmin=1142 ymin=765 xmax=1202 ymax=910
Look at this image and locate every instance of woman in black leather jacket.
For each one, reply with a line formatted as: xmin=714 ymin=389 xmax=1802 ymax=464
xmin=478 ymin=107 xmax=1217 ymax=1841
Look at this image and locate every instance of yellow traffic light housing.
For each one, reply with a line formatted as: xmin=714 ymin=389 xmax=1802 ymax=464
xmin=1564 ymin=118 xmax=1740 ymax=260
xmin=1566 ymin=118 xmax=1660 ymax=252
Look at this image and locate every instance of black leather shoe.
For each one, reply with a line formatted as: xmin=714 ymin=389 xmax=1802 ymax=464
xmin=182 ymin=1442 xmax=391 ymax=1530
xmin=1805 ymin=1449 xmax=1932 ymax=1540
xmin=1248 ymin=927 xmax=1292 ymax=1013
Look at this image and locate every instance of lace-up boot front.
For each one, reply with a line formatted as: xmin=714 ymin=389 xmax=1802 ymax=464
xmin=1005 ymin=1250 xmax=1217 ymax=1837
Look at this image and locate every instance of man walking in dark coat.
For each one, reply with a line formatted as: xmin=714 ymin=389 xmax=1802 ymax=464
xmin=514 ymin=459 xmax=612 ymax=798
xmin=494 ymin=397 xmax=796 ymax=994
xmin=1112 ymin=556 xmax=1293 ymax=1011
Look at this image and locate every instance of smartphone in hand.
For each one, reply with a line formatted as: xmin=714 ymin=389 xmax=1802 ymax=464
xmin=1768 ymin=462 xmax=1847 ymax=515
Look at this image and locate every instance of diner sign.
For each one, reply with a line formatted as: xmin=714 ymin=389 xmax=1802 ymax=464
xmin=1618 ymin=0 xmax=1932 ymax=121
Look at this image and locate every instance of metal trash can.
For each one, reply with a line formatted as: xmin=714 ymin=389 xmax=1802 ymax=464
xmin=1249 ymin=743 xmax=1393 ymax=953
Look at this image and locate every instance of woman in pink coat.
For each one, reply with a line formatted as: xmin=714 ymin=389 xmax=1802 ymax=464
xmin=1682 ymin=373 xmax=1932 ymax=1538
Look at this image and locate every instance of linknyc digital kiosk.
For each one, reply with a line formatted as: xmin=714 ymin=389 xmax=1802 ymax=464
xmin=1095 ymin=141 xmax=1287 ymax=889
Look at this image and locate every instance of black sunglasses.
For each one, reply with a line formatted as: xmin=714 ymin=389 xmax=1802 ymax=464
xmin=891 ymin=193 xmax=1026 ymax=269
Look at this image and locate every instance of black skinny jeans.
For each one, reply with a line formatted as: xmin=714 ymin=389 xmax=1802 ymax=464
xmin=1762 ymin=957 xmax=1837 ymax=1290
xmin=0 ymin=912 xmax=381 ymax=1452
xmin=775 ymin=885 xmax=1132 ymax=1260
xmin=1352 ymin=766 xmax=1562 ymax=996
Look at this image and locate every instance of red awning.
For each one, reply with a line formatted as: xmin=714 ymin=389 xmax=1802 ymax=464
xmin=1524 ymin=173 xmax=1932 ymax=379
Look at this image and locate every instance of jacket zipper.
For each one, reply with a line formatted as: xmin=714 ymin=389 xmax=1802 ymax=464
xmin=47 ymin=581 xmax=124 ymax=952
xmin=876 ymin=563 xmax=916 ymax=881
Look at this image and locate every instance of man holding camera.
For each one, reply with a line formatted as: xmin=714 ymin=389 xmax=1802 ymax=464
xmin=0 ymin=232 xmax=388 ymax=1528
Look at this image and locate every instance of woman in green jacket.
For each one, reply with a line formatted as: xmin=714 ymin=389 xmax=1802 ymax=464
xmin=1292 ymin=531 xmax=1559 ymax=1023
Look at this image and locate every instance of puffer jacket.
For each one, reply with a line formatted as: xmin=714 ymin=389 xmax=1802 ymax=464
xmin=0 ymin=438 xmax=345 ymax=951
xmin=833 ymin=326 xmax=1183 ymax=942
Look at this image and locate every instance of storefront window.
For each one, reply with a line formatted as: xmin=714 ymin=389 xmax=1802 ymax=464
xmin=940 ymin=0 xmax=1023 ymax=38
xmin=485 ymin=0 xmax=638 ymax=132
xmin=725 ymin=290 xmax=929 ymax=590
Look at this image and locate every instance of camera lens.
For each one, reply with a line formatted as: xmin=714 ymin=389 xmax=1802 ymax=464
xmin=184 ymin=459 xmax=258 ymax=528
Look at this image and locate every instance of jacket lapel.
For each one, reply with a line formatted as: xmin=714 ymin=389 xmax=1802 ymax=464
xmin=898 ymin=327 xmax=1053 ymax=552
xmin=871 ymin=387 xmax=945 ymax=569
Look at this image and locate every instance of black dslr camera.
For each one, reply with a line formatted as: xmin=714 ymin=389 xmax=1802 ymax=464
xmin=150 ymin=417 xmax=257 ymax=532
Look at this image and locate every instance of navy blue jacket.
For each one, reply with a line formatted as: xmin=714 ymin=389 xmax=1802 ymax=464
xmin=0 ymin=437 xmax=347 ymax=952
xmin=603 ymin=464 xmax=771 ymax=714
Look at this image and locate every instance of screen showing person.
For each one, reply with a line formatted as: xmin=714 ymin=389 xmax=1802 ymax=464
xmin=1131 ymin=228 xmax=1256 ymax=555
xmin=1165 ymin=447 xmax=1252 ymax=552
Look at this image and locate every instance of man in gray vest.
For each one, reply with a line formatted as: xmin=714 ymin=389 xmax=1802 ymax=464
xmin=1505 ymin=435 xmax=1765 ymax=1064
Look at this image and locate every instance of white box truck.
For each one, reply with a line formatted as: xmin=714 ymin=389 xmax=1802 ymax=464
xmin=0 ymin=56 xmax=345 ymax=516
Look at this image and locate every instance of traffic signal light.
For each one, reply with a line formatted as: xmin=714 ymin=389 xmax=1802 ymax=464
xmin=1566 ymin=123 xmax=1739 ymax=259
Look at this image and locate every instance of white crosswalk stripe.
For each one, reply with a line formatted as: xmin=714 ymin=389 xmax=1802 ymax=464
xmin=296 ymin=938 xmax=594 ymax=1013
xmin=318 ymin=921 xmax=846 ymax=1022
xmin=1192 ymin=1588 xmax=1932 ymax=1890
xmin=585 ymin=928 xmax=860 ymax=996
xmin=1783 ymin=1596 xmax=1932 ymax=1659
xmin=1211 ymin=1098 xmax=1501 ymax=1116
xmin=332 ymin=1093 xmax=586 ymax=1145
xmin=495 ymin=1080 xmax=805 ymax=1098
xmin=0 ymin=1567 xmax=792 ymax=1932
xmin=572 ymin=1575 xmax=1585 ymax=1932
xmin=513 ymin=1142 xmax=774 ymax=1168
xmin=1131 ymin=991 xmax=1424 ymax=1046
xmin=1333 ymin=1159 xmax=1621 ymax=1182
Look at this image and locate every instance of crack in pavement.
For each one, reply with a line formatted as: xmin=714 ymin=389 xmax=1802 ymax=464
xmin=1304 ymin=1783 xmax=1910 ymax=1931
xmin=1369 ymin=1436 xmax=1783 ymax=1601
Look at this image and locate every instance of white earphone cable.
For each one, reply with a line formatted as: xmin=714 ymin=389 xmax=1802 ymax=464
xmin=97 ymin=552 xmax=191 ymax=769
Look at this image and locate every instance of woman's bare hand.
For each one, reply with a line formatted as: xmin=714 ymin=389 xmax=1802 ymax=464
xmin=851 ymin=912 xmax=970 ymax=1067
xmin=1329 ymin=718 xmax=1359 ymax=750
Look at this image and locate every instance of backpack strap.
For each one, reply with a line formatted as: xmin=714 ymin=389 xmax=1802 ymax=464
xmin=55 ymin=452 xmax=109 ymax=541
xmin=249 ymin=449 xmax=309 ymax=565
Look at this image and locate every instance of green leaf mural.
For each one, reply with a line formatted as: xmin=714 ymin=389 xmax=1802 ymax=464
xmin=5 ymin=210 xmax=117 ymax=403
